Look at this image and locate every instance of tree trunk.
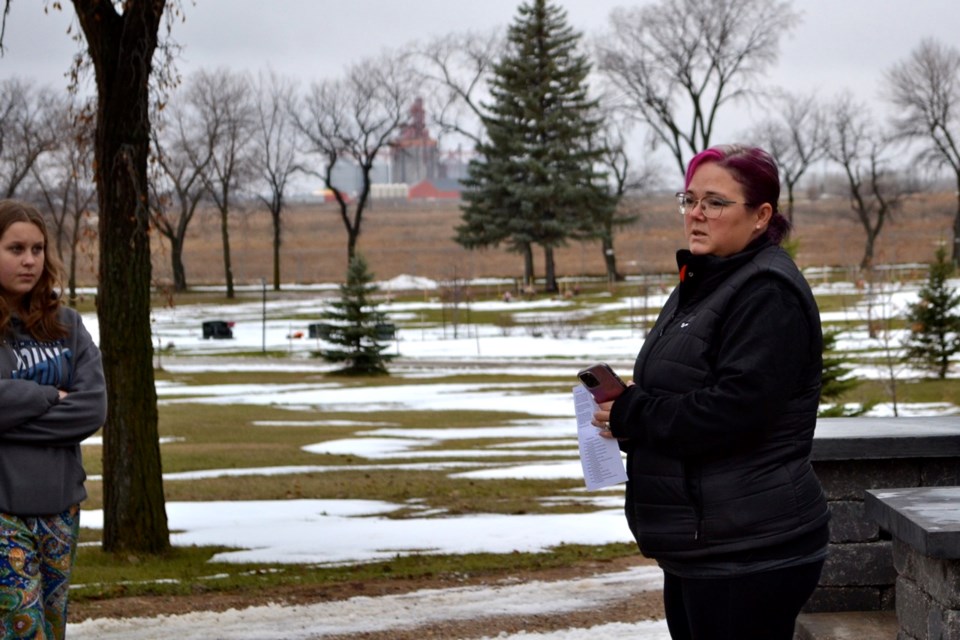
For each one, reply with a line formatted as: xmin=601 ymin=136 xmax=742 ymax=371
xmin=784 ymin=180 xmax=796 ymax=227
xmin=73 ymin=0 xmax=170 ymax=555
xmin=953 ymin=186 xmax=960 ymax=267
xmin=543 ymin=245 xmax=558 ymax=293
xmin=271 ymin=208 xmax=281 ymax=291
xmin=602 ymin=236 xmax=620 ymax=283
xmin=346 ymin=227 xmax=359 ymax=262
xmin=855 ymin=205 xmax=882 ymax=273
xmin=522 ymin=243 xmax=534 ymax=288
xmin=220 ymin=208 xmax=234 ymax=299
xmin=171 ymin=235 xmax=187 ymax=292
xmin=860 ymin=231 xmax=876 ymax=272
xmin=333 ymin=195 xmax=360 ymax=264
xmin=68 ymin=222 xmax=79 ymax=306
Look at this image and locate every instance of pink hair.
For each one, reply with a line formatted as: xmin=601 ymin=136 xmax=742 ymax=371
xmin=683 ymin=145 xmax=791 ymax=244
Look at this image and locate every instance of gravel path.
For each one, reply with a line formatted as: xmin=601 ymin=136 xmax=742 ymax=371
xmin=68 ymin=563 xmax=667 ymax=639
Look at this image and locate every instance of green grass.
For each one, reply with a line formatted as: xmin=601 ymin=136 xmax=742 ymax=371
xmin=140 ymin=471 xmax=588 ymax=516
xmin=833 ymin=377 xmax=960 ymax=408
xmin=84 ymin=401 xmax=554 ymax=472
xmin=814 ymin=294 xmax=865 ymax=313
xmin=84 ymin=397 xmax=585 ymax=514
xmin=69 ymin=540 xmax=637 ymax=604
xmin=155 ymin=367 xmax=573 ymax=389
xmin=75 ymin=357 xmax=629 ymax=604
xmin=72 ymin=280 xmax=960 ymax=609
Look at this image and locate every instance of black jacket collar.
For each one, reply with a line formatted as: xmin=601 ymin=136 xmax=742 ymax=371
xmin=675 ymin=237 xmax=773 ymax=307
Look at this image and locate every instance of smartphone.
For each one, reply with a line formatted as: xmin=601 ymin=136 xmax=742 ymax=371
xmin=577 ymin=363 xmax=626 ymax=402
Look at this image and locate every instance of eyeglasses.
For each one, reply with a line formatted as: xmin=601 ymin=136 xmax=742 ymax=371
xmin=675 ymin=192 xmax=747 ymax=219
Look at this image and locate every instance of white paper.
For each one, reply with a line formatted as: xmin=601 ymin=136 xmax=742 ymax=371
xmin=573 ymin=385 xmax=628 ymax=490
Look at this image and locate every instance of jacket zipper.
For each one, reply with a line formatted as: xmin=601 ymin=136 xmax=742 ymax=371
xmin=659 ymin=310 xmax=678 ymax=337
xmin=687 ymin=462 xmax=704 ymax=542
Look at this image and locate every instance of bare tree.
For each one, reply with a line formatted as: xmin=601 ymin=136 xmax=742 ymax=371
xmin=2 ymin=0 xmax=180 ymax=557
xmin=295 ymin=52 xmax=412 ymax=262
xmin=252 ymin=70 xmax=301 ymax=291
xmin=826 ymin=95 xmax=911 ymax=272
xmin=191 ymin=69 xmax=255 ymax=299
xmin=595 ymin=0 xmax=799 ymax=178
xmin=885 ymin=38 xmax=960 ymax=266
xmin=30 ymin=96 xmax=97 ymax=305
xmin=591 ymin=110 xmax=660 ymax=282
xmin=0 ymin=78 xmax=60 ymax=197
xmin=745 ymin=91 xmax=828 ymax=225
xmin=411 ymin=29 xmax=502 ymax=147
xmin=149 ymin=87 xmax=214 ymax=293
xmin=69 ymin=0 xmax=176 ymax=555
xmin=866 ymin=270 xmax=908 ymax=410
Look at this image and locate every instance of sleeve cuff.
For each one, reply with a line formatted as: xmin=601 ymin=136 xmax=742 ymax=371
xmin=609 ymin=384 xmax=641 ymax=438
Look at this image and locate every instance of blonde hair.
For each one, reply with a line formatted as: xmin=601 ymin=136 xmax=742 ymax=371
xmin=0 ymin=200 xmax=67 ymax=341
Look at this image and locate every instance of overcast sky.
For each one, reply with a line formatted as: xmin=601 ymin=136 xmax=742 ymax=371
xmin=1 ymin=0 xmax=959 ymax=172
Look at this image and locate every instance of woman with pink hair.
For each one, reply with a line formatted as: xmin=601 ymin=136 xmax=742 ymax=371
xmin=594 ymin=145 xmax=828 ymax=639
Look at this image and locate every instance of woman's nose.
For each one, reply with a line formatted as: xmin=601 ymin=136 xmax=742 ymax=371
xmin=688 ymin=200 xmax=707 ymax=219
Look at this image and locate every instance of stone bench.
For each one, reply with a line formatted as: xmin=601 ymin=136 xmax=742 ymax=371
xmin=808 ymin=416 xmax=960 ymax=613
xmin=865 ymin=486 xmax=960 ymax=640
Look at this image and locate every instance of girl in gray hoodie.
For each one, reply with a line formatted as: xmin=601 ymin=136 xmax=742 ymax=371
xmin=0 ymin=200 xmax=107 ymax=639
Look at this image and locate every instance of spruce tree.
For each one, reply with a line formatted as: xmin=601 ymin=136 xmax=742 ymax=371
xmin=319 ymin=254 xmax=394 ymax=375
xmin=903 ymin=245 xmax=960 ymax=379
xmin=819 ymin=329 xmax=869 ymax=417
xmin=456 ymin=0 xmax=615 ymax=292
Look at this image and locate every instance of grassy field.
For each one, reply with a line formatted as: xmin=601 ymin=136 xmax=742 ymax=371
xmin=65 ymin=190 xmax=958 ymax=290
xmin=62 ymin=187 xmax=960 ymax=613
xmin=73 ymin=361 xmax=638 ymax=605
xmin=66 ymin=267 xmax=960 ymax=612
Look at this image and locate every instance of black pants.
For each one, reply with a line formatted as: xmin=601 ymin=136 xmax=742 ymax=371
xmin=662 ymin=559 xmax=824 ymax=640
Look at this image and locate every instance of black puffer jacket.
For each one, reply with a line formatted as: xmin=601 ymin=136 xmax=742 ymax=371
xmin=609 ymin=240 xmax=829 ymax=560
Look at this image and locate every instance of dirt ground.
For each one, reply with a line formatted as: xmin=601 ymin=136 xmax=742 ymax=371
xmin=71 ymin=555 xmax=665 ymax=636
xmin=63 ymin=190 xmax=955 ymax=290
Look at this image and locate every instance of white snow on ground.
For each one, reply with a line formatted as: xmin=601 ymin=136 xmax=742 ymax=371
xmin=80 ymin=501 xmax=634 ymax=565
xmin=158 ymin=381 xmax=579 ymax=416
xmin=66 ymin=275 xmax=959 ymax=638
xmin=68 ymin=566 xmax=669 ymax=640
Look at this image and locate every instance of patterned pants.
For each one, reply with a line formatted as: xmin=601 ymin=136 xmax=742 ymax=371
xmin=0 ymin=506 xmax=79 ymax=640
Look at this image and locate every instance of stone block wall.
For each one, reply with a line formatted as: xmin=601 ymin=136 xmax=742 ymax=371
xmin=865 ymin=487 xmax=960 ymax=640
xmin=805 ymin=459 xmax=900 ymax=612
xmin=893 ymin=539 xmax=960 ymax=640
xmin=804 ymin=417 xmax=960 ymax=614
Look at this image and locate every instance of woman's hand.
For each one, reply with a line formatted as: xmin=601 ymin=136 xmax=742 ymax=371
xmin=58 ymin=389 xmax=68 ymax=400
xmin=592 ymin=400 xmax=616 ymax=439
xmin=592 ymin=381 xmax=634 ymax=439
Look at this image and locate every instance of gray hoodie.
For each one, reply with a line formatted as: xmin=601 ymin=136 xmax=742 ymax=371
xmin=0 ymin=306 xmax=107 ymax=516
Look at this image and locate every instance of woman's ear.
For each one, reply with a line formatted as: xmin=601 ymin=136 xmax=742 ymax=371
xmin=755 ymin=203 xmax=774 ymax=230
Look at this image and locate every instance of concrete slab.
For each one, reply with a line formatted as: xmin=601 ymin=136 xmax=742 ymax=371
xmin=865 ymin=486 xmax=960 ymax=559
xmin=814 ymin=417 xmax=960 ymax=461
xmin=794 ymin=610 xmax=897 ymax=640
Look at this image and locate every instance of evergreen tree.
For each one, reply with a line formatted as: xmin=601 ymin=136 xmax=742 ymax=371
xmin=456 ymin=0 xmax=615 ymax=292
xmin=903 ymin=245 xmax=960 ymax=379
xmin=319 ymin=254 xmax=394 ymax=375
xmin=819 ymin=329 xmax=869 ymax=417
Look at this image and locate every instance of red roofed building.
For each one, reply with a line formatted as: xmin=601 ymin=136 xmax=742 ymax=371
xmin=409 ymin=177 xmax=464 ymax=200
